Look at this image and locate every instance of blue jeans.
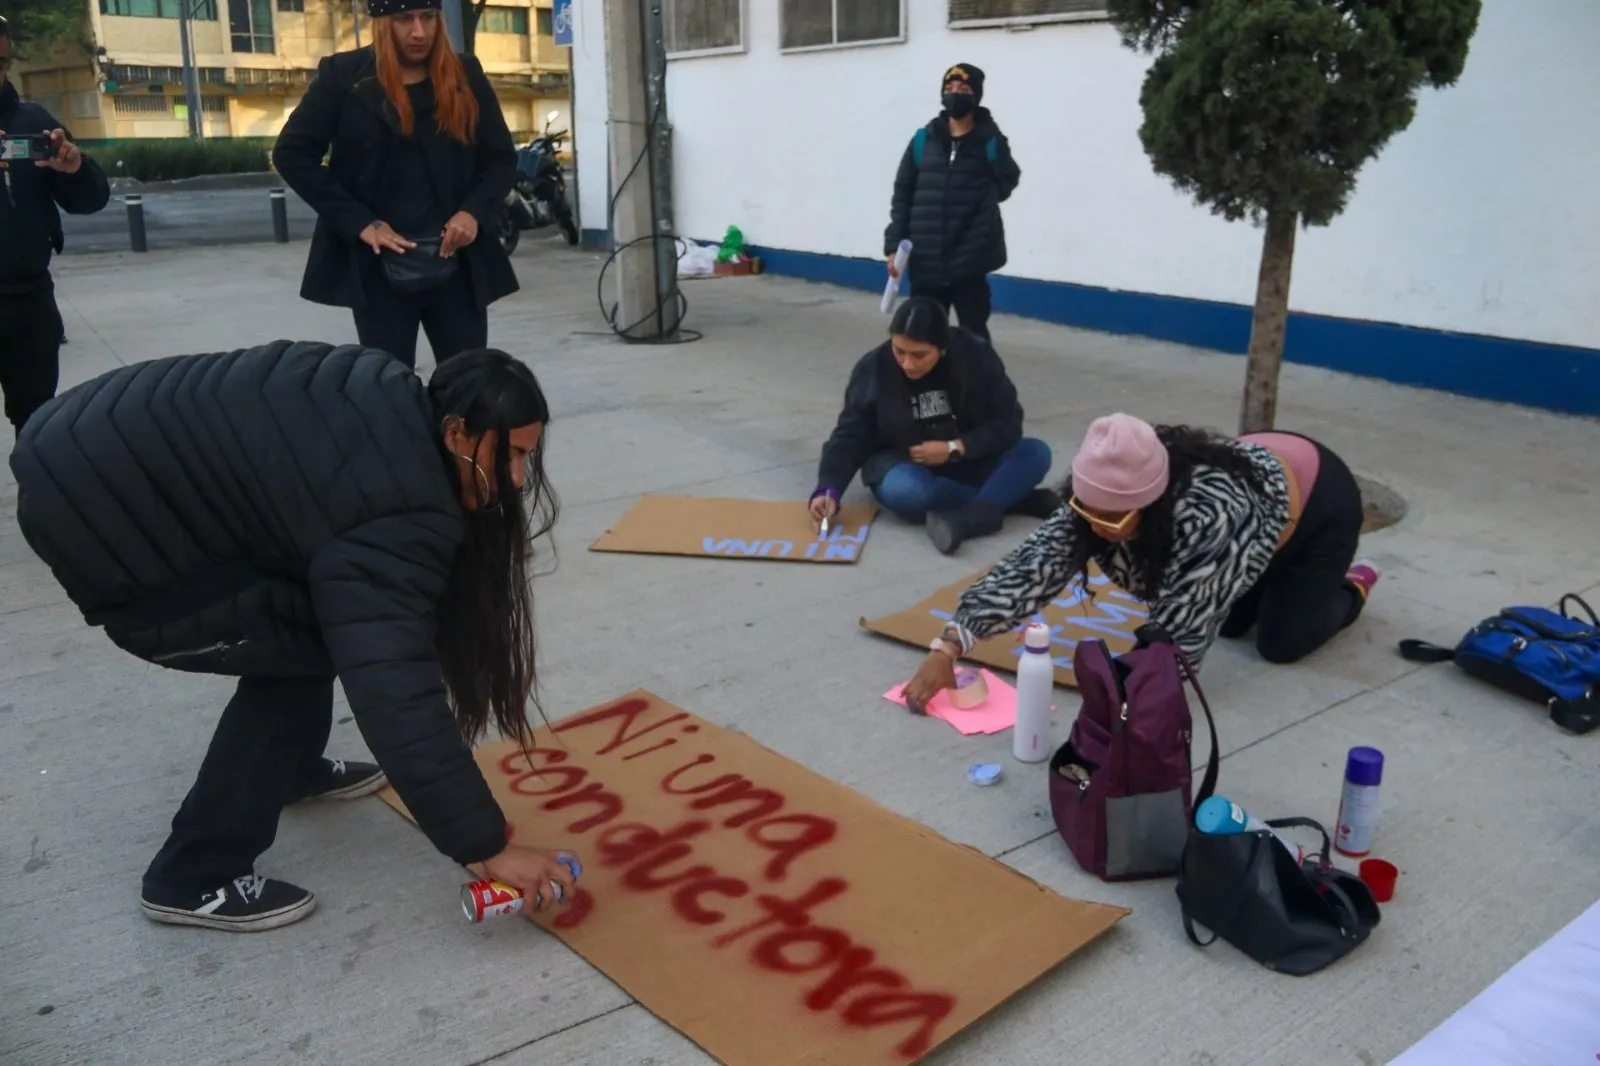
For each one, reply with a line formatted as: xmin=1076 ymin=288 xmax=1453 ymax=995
xmin=872 ymin=437 xmax=1053 ymax=523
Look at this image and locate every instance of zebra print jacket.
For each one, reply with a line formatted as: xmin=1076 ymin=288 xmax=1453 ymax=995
xmin=949 ymin=441 xmax=1290 ymax=669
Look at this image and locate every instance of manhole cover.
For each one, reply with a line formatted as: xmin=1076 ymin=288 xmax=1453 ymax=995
xmin=1356 ymin=476 xmax=1406 ymax=534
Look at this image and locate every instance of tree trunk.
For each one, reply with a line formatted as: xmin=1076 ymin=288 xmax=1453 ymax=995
xmin=1239 ymin=210 xmax=1298 ymax=435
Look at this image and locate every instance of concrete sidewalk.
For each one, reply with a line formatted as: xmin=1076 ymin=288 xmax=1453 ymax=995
xmin=2 ymin=240 xmax=1598 ymax=1066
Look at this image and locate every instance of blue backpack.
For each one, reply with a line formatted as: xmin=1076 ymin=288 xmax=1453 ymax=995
xmin=912 ymin=126 xmax=998 ymax=167
xmin=1400 ymin=594 xmax=1600 ymax=735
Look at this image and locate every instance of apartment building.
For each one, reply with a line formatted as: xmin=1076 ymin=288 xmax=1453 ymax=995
xmin=16 ymin=0 xmax=571 ymax=141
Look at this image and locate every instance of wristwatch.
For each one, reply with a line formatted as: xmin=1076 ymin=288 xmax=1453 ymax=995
xmin=929 ymin=625 xmax=963 ymax=658
xmin=947 ymin=439 xmax=964 ymax=461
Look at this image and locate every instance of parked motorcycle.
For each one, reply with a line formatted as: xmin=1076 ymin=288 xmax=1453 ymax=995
xmin=498 ymin=110 xmax=579 ymax=254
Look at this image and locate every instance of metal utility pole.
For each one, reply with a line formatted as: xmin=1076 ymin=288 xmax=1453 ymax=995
xmin=603 ymin=0 xmax=680 ymax=339
xmin=443 ymin=0 xmax=466 ymax=52
xmin=177 ymin=0 xmax=204 ymax=140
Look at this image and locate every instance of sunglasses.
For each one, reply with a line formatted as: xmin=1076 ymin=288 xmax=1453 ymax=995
xmin=1067 ymin=495 xmax=1138 ymax=534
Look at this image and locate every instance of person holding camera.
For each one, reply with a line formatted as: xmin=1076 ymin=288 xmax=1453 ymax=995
xmin=0 ymin=14 xmax=110 ymax=438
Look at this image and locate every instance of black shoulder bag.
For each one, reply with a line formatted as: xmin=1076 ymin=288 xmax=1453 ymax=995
xmin=1176 ymin=815 xmax=1381 ymax=976
xmin=369 ymin=89 xmax=459 ymax=295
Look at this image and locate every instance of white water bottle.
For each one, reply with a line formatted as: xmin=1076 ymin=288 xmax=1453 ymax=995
xmin=1013 ymin=623 xmax=1054 ymax=763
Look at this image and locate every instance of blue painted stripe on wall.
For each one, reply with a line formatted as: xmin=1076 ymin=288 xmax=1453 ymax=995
xmin=746 ymin=244 xmax=1600 ymax=417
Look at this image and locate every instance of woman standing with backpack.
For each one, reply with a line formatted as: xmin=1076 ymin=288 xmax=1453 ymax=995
xmin=883 ymin=62 xmax=1021 ymax=342
xmin=902 ymin=414 xmax=1381 ymax=708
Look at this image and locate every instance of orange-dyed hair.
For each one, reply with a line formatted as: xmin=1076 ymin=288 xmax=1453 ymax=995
xmin=371 ymin=13 xmax=480 ymax=144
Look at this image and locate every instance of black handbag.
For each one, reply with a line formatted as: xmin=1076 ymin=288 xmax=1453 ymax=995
xmin=1175 ymin=815 xmax=1381 ymax=976
xmin=379 ymin=235 xmax=458 ymax=293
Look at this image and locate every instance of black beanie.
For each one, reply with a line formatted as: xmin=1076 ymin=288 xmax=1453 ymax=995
xmin=942 ymin=63 xmax=985 ymax=106
xmin=366 ymin=0 xmax=440 ymax=18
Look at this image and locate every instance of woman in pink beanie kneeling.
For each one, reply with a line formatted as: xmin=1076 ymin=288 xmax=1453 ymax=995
xmin=903 ymin=414 xmax=1380 ymax=707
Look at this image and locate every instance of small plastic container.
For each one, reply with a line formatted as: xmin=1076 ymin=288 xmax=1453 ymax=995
xmin=967 ymin=762 xmax=1003 ymax=787
xmin=950 ymin=668 xmax=990 ymax=709
xmin=1359 ymin=858 xmax=1398 ymax=902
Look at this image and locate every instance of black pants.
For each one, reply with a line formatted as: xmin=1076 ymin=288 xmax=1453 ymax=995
xmin=351 ymin=266 xmax=486 ymax=370
xmin=1220 ymin=437 xmax=1365 ymax=664
xmin=143 ymin=675 xmax=336 ymax=895
xmin=0 ymin=281 xmax=64 ymax=435
xmin=912 ymin=275 xmax=992 ymax=341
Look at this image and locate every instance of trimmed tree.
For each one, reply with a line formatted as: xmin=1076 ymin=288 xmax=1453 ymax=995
xmin=1105 ymin=0 xmax=1481 ymax=432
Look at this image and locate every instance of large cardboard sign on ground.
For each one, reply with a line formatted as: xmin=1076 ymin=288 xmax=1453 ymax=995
xmin=860 ymin=566 xmax=1150 ymax=687
xmin=590 ymin=495 xmax=878 ymax=564
xmin=379 ymin=690 xmax=1128 ymax=1065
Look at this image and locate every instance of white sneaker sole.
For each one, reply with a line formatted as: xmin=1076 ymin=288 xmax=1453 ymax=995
xmin=301 ymin=771 xmax=388 ymax=803
xmin=140 ymin=893 xmax=317 ymax=932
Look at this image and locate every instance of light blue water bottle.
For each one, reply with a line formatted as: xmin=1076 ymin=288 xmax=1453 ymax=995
xmin=1195 ymin=795 xmax=1305 ymax=862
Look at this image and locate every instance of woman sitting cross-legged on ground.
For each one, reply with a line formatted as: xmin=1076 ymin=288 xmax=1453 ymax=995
xmin=10 ymin=342 xmax=578 ymax=931
xmin=809 ymin=296 xmax=1059 ymax=555
xmin=902 ymin=413 xmax=1381 ymax=708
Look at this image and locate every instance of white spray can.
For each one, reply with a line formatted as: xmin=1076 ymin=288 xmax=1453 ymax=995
xmin=1012 ymin=623 xmax=1054 ymax=763
xmin=881 ymin=240 xmax=912 ymax=314
xmin=1335 ymin=746 xmax=1384 ymax=857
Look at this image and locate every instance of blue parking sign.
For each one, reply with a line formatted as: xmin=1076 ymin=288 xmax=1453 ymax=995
xmin=552 ymin=0 xmax=573 ymax=46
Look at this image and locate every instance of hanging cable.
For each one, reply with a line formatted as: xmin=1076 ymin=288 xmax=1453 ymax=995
xmin=588 ymin=55 xmax=703 ymax=345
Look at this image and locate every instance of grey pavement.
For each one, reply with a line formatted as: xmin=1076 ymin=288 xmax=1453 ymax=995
xmin=3 ymin=239 xmax=1599 ymax=1066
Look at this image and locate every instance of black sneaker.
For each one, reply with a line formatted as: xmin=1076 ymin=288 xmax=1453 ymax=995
xmin=1010 ymin=488 xmax=1063 ymax=520
xmin=141 ymin=874 xmax=316 ymax=932
xmin=295 ymin=757 xmax=387 ymax=803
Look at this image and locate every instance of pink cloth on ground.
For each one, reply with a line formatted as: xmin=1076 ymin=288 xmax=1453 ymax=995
xmin=1239 ymin=431 xmax=1319 ymax=509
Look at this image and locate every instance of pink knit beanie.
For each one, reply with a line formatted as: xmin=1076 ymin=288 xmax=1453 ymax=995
xmin=1070 ymin=413 xmax=1170 ymax=512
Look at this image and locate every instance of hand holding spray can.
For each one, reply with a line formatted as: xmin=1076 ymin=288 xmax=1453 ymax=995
xmin=461 ymin=852 xmax=582 ymax=922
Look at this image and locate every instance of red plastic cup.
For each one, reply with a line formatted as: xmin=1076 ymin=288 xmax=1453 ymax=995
xmin=1359 ymin=858 xmax=1398 ymax=902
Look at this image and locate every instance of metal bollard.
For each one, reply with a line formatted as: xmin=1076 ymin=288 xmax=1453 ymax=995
xmin=269 ymin=187 xmax=289 ymax=244
xmin=125 ymin=193 xmax=147 ymax=253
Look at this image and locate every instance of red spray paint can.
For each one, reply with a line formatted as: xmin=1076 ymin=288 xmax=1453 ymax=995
xmin=460 ymin=852 xmax=582 ymax=923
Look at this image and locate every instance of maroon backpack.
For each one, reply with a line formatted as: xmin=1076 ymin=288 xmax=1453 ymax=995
xmin=1048 ymin=626 xmax=1219 ymax=882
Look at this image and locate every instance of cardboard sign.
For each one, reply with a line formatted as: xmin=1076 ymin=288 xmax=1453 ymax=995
xmin=860 ymin=566 xmax=1151 ymax=687
xmin=590 ymin=495 xmax=878 ymax=565
xmin=379 ymin=690 xmax=1128 ymax=1065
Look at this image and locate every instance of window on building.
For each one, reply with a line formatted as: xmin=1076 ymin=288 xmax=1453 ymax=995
xmin=664 ymin=0 xmax=742 ymax=57
xmin=780 ymin=0 xmax=901 ymax=51
xmin=479 ymin=5 xmax=530 ymax=34
xmin=536 ymin=6 xmax=552 ymax=36
xmin=276 ymin=0 xmax=304 ymax=12
xmin=99 ymin=0 xmax=219 ymax=20
xmin=229 ymin=0 xmax=274 ymax=51
xmin=948 ymin=0 xmax=1105 ymax=28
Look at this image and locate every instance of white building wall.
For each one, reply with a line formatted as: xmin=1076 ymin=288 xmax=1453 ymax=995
xmin=572 ymin=0 xmax=1600 ymax=352
xmin=570 ymin=0 xmax=611 ymax=233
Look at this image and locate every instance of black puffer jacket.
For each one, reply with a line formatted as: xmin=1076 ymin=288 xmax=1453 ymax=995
xmin=883 ymin=108 xmax=1021 ymax=291
xmin=9 ymin=340 xmax=507 ymax=866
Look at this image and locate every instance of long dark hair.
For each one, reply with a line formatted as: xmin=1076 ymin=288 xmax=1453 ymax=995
xmin=1059 ymin=424 xmax=1269 ymax=597
xmin=427 ymin=350 xmax=558 ymax=750
xmin=878 ymin=296 xmax=972 ymax=447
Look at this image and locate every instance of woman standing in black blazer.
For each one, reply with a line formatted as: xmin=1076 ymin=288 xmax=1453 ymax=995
xmin=272 ymin=0 xmax=519 ymax=368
